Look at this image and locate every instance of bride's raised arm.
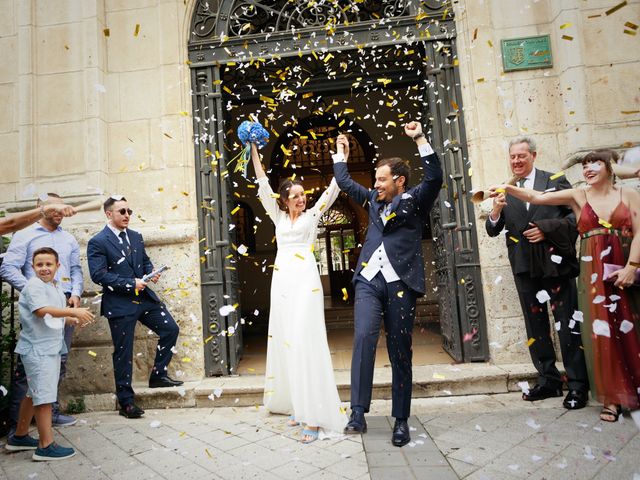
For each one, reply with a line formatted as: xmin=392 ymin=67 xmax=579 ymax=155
xmin=253 ymin=142 xmax=282 ymax=221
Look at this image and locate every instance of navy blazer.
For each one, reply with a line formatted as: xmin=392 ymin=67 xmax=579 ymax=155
xmin=87 ymin=226 xmax=159 ymax=318
xmin=485 ymin=169 xmax=575 ymax=276
xmin=333 ymin=150 xmax=443 ymax=295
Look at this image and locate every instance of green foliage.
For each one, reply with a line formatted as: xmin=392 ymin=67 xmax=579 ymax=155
xmin=66 ymin=397 xmax=86 ymax=415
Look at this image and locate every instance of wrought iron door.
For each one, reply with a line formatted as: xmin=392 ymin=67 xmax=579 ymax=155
xmin=188 ymin=0 xmax=488 ymax=373
xmin=191 ymin=67 xmax=243 ymax=375
xmin=424 ymin=38 xmax=489 ymax=361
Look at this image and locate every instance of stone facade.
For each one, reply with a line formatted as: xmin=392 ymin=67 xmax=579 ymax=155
xmin=0 ymin=0 xmax=638 ymax=400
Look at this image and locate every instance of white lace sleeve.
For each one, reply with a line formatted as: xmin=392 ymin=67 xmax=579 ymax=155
xmin=308 ymin=178 xmax=340 ymax=222
xmin=257 ymin=177 xmax=282 ymax=223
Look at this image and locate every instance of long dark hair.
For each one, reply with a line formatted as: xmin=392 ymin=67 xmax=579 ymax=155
xmin=581 ymin=149 xmax=619 ymax=178
xmin=277 ymin=178 xmax=304 ymax=211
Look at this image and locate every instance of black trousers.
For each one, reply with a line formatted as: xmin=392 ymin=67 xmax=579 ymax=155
xmin=513 ymin=274 xmax=589 ymax=392
xmin=350 ymin=273 xmax=417 ymax=419
xmin=107 ymin=296 xmax=179 ymax=408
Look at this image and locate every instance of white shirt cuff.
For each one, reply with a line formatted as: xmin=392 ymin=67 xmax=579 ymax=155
xmin=488 ymin=213 xmax=500 ymax=225
xmin=332 ymin=152 xmax=346 ymax=163
xmin=418 ymin=143 xmax=434 ymax=157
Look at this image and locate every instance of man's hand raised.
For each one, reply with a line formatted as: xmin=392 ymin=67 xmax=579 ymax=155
xmin=336 ymin=134 xmax=350 ymax=161
xmin=404 ymin=121 xmax=423 ymax=138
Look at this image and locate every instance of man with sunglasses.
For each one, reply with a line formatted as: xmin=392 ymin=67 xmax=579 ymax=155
xmin=87 ymin=196 xmax=182 ymax=419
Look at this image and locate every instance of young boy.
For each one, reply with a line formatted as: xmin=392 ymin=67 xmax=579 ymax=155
xmin=5 ymin=247 xmax=94 ymax=460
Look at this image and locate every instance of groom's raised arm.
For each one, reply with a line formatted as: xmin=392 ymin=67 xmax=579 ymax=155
xmin=406 ymin=122 xmax=443 ymax=212
xmin=332 ymin=134 xmax=370 ymax=207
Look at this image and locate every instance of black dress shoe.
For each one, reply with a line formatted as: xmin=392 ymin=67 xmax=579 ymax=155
xmin=344 ymin=410 xmax=367 ymax=434
xmin=522 ymin=384 xmax=563 ymax=402
xmin=119 ymin=404 xmax=145 ymax=419
xmin=149 ymin=376 xmax=184 ymax=388
xmin=392 ymin=419 xmax=410 ymax=447
xmin=563 ymin=389 xmax=588 ymax=410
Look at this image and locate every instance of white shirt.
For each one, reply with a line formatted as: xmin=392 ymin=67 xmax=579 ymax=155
xmin=332 ymin=143 xmax=434 ymax=283
xmin=107 ymin=223 xmax=130 ymax=245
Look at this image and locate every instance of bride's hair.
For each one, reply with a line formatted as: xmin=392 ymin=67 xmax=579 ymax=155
xmin=581 ymin=149 xmax=619 ymax=177
xmin=277 ymin=178 xmax=305 ymax=211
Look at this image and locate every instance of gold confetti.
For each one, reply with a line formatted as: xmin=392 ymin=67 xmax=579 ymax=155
xmin=509 ymin=236 xmax=519 ymax=243
xmin=342 ymin=288 xmax=348 ymax=301
xmin=103 ymin=28 xmax=110 ymax=37
xmin=560 ymin=23 xmax=573 ymax=29
xmin=377 ymin=78 xmax=392 ymax=86
xmin=230 ymin=206 xmax=240 ymax=215
xmin=361 ymin=262 xmax=368 ymax=267
xmin=476 ymin=77 xmax=485 ymax=83
xmin=294 ymin=253 xmax=305 ymax=260
xmin=624 ymin=29 xmax=637 ymax=35
xmin=605 ymin=1 xmax=627 ymax=16
xmin=621 ymin=110 xmax=640 ymax=114
xmin=397 ymin=291 xmax=404 ymax=298
xmin=134 ymin=24 xmax=140 ymax=37
xmin=385 ymin=212 xmax=397 ymax=222
xmin=549 ymin=171 xmax=565 ymax=180
xmin=205 ymin=448 xmax=213 ymax=458
xmin=624 ymin=21 xmax=638 ymax=30
xmin=433 ymin=373 xmax=445 ymax=379
xmin=182 ymin=357 xmax=192 ymax=363
xmin=598 ymin=218 xmax=613 ymax=229
xmin=88 ymin=350 xmax=97 ymax=357
xmin=527 ymin=338 xmax=536 ymax=347
xmin=562 ymin=35 xmax=574 ymax=41
xmin=487 ymin=40 xmax=493 ymax=48
xmin=312 ymin=288 xmax=320 ymax=292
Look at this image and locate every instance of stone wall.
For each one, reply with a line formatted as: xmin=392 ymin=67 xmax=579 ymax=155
xmin=454 ymin=0 xmax=640 ymax=363
xmin=0 ymin=0 xmax=205 ymax=399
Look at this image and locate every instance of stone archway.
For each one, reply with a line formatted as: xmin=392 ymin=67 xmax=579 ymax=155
xmin=187 ymin=0 xmax=489 ymax=374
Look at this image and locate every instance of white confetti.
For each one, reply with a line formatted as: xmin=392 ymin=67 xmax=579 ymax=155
xmin=475 ymin=424 xmax=483 ymax=431
xmin=149 ymin=420 xmax=161 ymax=428
xmin=531 ymin=455 xmax=543 ymax=462
xmin=237 ymin=244 xmax=248 ymax=255
xmin=591 ymin=273 xmax=598 ymax=284
xmin=177 ymin=387 xmax=186 ymax=397
xmin=584 ymin=446 xmax=595 ymax=460
xmin=572 ymin=310 xmax=584 ymax=322
xmin=555 ymin=321 xmax=561 ymax=331
xmin=556 ymin=458 xmax=568 ymax=469
xmin=550 ymin=255 xmax=562 ymax=264
xmin=568 ymin=319 xmax=576 ymax=329
xmin=94 ymin=83 xmax=106 ymax=93
xmin=600 ymin=246 xmax=612 ymax=259
xmin=592 ymin=320 xmax=611 ymax=337
xmin=526 ymin=418 xmax=541 ymax=430
xmin=219 ymin=305 xmax=236 ymax=316
xmin=444 ymin=200 xmax=452 ymax=208
xmin=581 ymin=255 xmax=593 ymax=262
xmin=609 ymin=294 xmax=621 ymax=301
xmin=536 ymin=290 xmax=550 ymax=303
xmin=494 ymin=275 xmax=503 ymax=285
xmin=508 ymin=464 xmax=520 ymax=471
xmin=0 ymin=385 xmax=7 ymax=396
xmin=593 ymin=295 xmax=606 ymax=304
xmin=620 ymin=320 xmax=634 ymax=334
xmin=517 ymin=381 xmax=530 ymax=395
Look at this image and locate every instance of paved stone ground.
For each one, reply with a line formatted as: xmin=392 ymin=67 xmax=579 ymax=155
xmin=1 ymin=393 xmax=639 ymax=479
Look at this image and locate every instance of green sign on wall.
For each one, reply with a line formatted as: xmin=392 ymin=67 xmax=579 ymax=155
xmin=501 ymin=35 xmax=553 ymax=72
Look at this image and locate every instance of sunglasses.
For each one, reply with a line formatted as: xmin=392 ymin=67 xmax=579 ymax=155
xmin=116 ymin=208 xmax=133 ymax=216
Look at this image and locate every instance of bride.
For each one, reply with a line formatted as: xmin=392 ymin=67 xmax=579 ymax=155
xmin=250 ymin=137 xmax=348 ymax=442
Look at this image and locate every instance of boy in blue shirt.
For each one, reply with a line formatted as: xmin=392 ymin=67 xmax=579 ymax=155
xmin=5 ymin=247 xmax=94 ymax=461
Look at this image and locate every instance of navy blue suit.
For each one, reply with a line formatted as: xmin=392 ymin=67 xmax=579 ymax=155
xmin=334 ymin=147 xmax=443 ymax=418
xmin=87 ymin=226 xmax=179 ymax=407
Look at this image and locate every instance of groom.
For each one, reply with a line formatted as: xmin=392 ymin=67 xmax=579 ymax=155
xmin=333 ymin=122 xmax=443 ymax=446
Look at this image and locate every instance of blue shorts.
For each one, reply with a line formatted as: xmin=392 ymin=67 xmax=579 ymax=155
xmin=20 ymin=352 xmax=61 ymax=406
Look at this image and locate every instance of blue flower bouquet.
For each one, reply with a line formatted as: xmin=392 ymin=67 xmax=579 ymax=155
xmin=232 ymin=120 xmax=270 ymax=177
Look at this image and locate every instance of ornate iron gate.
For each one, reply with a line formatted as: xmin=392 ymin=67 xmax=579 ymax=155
xmin=188 ymin=0 xmax=488 ymax=374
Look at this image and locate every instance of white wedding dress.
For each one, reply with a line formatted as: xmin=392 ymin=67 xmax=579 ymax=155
xmin=258 ymin=176 xmax=347 ymax=435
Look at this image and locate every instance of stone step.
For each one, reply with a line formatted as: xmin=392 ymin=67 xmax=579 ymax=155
xmin=79 ymin=363 xmax=538 ymax=412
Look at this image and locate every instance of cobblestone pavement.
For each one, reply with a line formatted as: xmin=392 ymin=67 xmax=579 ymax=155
xmin=1 ymin=393 xmax=639 ymax=479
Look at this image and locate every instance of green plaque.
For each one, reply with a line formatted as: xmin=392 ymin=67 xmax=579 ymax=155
xmin=501 ymin=35 xmax=553 ymax=72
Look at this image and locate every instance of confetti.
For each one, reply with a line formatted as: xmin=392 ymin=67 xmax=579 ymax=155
xmin=134 ymin=24 xmax=141 ymax=37
xmin=620 ymin=320 xmax=634 ymax=334
xmin=592 ymin=319 xmax=611 ymax=337
xmin=149 ymin=420 xmax=161 ymax=428
xmin=342 ymin=288 xmax=348 ymax=301
xmin=560 ymin=23 xmax=573 ymax=29
xmin=88 ymin=350 xmax=97 ymax=357
xmin=550 ymin=255 xmax=563 ymax=264
xmin=517 ymin=381 xmax=530 ymax=395
xmin=0 ymin=385 xmax=7 ymax=396
xmin=549 ymin=171 xmax=565 ymax=180
xmin=526 ymin=418 xmax=541 ymax=429
xmin=561 ymin=35 xmax=574 ymax=41
xmin=536 ymin=290 xmax=550 ymax=303
xmin=527 ymin=338 xmax=536 ymax=347
xmin=605 ymin=1 xmax=627 ymax=16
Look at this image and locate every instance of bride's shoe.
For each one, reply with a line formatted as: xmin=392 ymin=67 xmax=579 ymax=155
xmin=287 ymin=415 xmax=300 ymax=427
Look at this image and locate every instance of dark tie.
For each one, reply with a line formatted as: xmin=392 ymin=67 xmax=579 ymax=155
xmin=517 ymin=178 xmax=526 ymax=188
xmin=119 ymin=231 xmax=131 ymax=255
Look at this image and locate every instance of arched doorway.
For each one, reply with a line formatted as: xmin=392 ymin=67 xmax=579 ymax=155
xmin=188 ymin=0 xmax=489 ymax=375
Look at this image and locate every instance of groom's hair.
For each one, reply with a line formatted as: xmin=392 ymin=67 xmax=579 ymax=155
xmin=376 ymin=157 xmax=410 ymax=187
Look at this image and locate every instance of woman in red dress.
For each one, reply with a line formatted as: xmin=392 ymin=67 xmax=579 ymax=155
xmin=491 ymin=150 xmax=640 ymax=422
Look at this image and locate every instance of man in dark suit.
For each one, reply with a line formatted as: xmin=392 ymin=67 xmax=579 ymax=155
xmin=87 ymin=196 xmax=182 ymax=419
xmin=486 ymin=136 xmax=588 ymax=409
xmin=333 ymin=122 xmax=443 ymax=447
